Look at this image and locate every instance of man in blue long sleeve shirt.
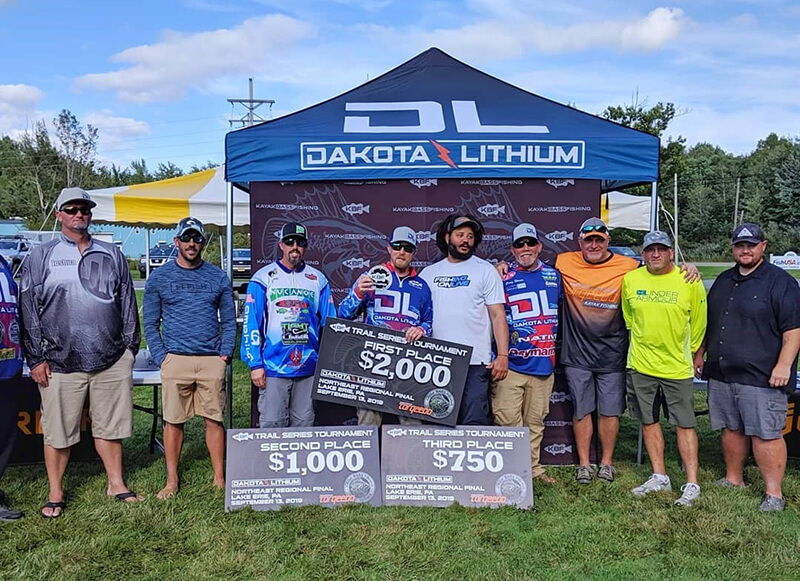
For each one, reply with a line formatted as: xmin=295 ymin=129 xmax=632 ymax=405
xmin=241 ymin=222 xmax=335 ymax=428
xmin=143 ymin=217 xmax=236 ymax=499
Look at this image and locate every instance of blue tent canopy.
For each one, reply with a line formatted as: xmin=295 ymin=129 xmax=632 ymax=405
xmin=225 ymin=48 xmax=659 ymax=189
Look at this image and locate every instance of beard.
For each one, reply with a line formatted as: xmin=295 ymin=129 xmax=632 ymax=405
xmin=448 ymin=243 xmax=475 ymax=261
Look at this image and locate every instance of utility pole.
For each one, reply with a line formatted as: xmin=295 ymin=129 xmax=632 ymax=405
xmin=734 ymin=177 xmax=741 ymax=228
xmin=227 ymin=78 xmax=274 ymax=128
xmin=674 ymin=173 xmax=679 ymax=264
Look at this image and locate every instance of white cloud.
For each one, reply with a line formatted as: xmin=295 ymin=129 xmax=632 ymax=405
xmin=0 ymin=84 xmax=44 ymax=136
xmin=84 ymin=110 xmax=150 ymax=141
xmin=75 ymin=15 xmax=315 ymax=103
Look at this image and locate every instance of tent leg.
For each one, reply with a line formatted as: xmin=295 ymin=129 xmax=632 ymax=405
xmin=650 ymin=182 xmax=659 ymax=231
xmin=225 ymin=183 xmax=234 ymax=430
xmin=145 ymin=229 xmax=151 ymax=279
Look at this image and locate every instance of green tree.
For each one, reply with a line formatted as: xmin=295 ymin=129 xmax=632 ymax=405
xmin=53 ymin=109 xmax=98 ymax=187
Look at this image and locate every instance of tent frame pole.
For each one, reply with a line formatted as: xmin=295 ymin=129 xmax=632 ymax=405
xmin=650 ymin=181 xmax=659 ymax=231
xmin=145 ymin=229 xmax=151 ymax=279
xmin=225 ymin=182 xmax=234 ymax=430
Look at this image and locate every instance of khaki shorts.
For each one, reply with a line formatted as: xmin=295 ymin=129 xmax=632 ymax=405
xmin=40 ymin=349 xmax=135 ymax=449
xmin=161 ymin=354 xmax=227 ymax=424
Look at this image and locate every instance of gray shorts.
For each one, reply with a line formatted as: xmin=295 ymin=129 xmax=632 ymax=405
xmin=258 ymin=376 xmax=315 ymax=428
xmin=627 ymin=371 xmax=696 ymax=428
xmin=563 ymin=366 xmax=626 ymax=420
xmin=708 ymin=379 xmax=788 ymax=440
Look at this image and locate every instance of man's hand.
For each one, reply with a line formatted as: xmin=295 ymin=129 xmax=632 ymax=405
xmin=356 ymin=275 xmax=375 ymax=296
xmin=692 ymin=351 xmax=705 ymax=379
xmin=251 ymin=368 xmax=267 ymax=389
xmin=487 ymin=356 xmax=508 ymax=382
xmin=405 ymin=326 xmax=425 ymax=343
xmin=495 ymin=261 xmax=509 ymax=277
xmin=220 ymin=355 xmax=230 ymax=364
xmin=32 ymin=362 xmax=52 ymax=387
xmin=680 ymin=262 xmax=701 ymax=284
xmin=769 ymin=363 xmax=791 ymax=388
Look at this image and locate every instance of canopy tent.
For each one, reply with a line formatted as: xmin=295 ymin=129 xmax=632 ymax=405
xmin=225 ymin=48 xmax=660 ymax=190
xmin=601 ymin=191 xmax=651 ymax=231
xmin=89 ymin=165 xmax=249 ymax=228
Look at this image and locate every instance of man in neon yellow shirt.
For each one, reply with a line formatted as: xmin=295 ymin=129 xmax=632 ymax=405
xmin=622 ymin=231 xmax=707 ymax=507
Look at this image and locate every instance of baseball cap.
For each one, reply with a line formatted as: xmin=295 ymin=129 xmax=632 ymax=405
xmin=279 ymin=222 xmax=307 ymax=241
xmin=512 ymin=223 xmax=539 ymax=244
xmin=55 ymin=187 xmax=96 ymax=210
xmin=449 ymin=216 xmax=481 ymax=233
xmin=175 ymin=217 xmax=205 ymax=237
xmin=390 ymin=226 xmax=416 ymax=247
xmin=578 ymin=217 xmax=609 ymax=240
xmin=642 ymin=230 xmax=673 ymax=250
xmin=731 ymin=223 xmax=765 ymax=245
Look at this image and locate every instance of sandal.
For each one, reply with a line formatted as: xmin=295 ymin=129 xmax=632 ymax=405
xmin=113 ymin=491 xmax=142 ymax=503
xmin=41 ymin=501 xmax=66 ymax=519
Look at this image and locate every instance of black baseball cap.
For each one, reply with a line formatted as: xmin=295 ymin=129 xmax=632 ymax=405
xmin=731 ymin=223 xmax=765 ymax=245
xmin=280 ymin=222 xmax=307 ymax=241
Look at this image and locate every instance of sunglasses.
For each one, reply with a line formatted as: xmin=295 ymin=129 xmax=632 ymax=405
xmin=581 ymin=224 xmax=608 ymax=235
xmin=282 ymin=236 xmax=308 ymax=248
xmin=512 ymin=238 xmax=539 ymax=249
xmin=61 ymin=206 xmax=92 ymax=216
xmin=178 ymin=233 xmax=205 ymax=244
xmin=390 ymin=242 xmax=415 ymax=253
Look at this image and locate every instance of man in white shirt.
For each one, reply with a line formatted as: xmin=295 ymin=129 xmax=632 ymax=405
xmin=420 ymin=215 xmax=509 ymax=425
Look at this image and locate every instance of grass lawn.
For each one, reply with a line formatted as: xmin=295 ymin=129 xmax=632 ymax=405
xmin=698 ymin=264 xmax=800 ymax=280
xmin=2 ymin=296 xmax=799 ymax=579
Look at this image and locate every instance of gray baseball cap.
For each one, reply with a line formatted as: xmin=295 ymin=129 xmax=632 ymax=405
xmin=55 ymin=187 xmax=96 ymax=210
xmin=642 ymin=230 xmax=673 ymax=250
xmin=512 ymin=223 xmax=539 ymax=244
xmin=390 ymin=226 xmax=416 ymax=247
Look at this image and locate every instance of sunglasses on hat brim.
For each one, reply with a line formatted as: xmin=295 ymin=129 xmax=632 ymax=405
xmin=580 ymin=224 xmax=608 ymax=235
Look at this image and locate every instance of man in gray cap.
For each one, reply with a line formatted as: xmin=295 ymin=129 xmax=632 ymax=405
xmin=622 ymin=230 xmax=707 ymax=507
xmin=20 ymin=187 xmax=142 ymax=517
xmin=338 ymin=226 xmax=433 ymax=425
xmin=144 ymin=217 xmax=236 ymax=499
xmin=241 ymin=222 xmax=336 ymax=428
xmin=492 ymin=223 xmax=561 ymax=483
xmin=695 ymin=223 xmax=800 ymax=511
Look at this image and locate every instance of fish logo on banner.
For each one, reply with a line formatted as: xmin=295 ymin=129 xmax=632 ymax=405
xmin=232 ymin=432 xmax=254 ymax=442
xmin=478 ymin=204 xmax=506 ymax=216
xmin=545 ymin=230 xmax=574 ymax=243
xmin=344 ymin=257 xmax=370 ymax=270
xmin=342 ymin=203 xmax=370 ymax=215
xmin=386 ymin=428 xmax=407 ymax=437
xmin=410 ymin=179 xmax=438 ymax=188
xmin=544 ymin=443 xmax=573 ymax=455
xmin=550 ymin=391 xmax=570 ymax=403
xmin=330 ymin=322 xmax=351 ymax=333
xmin=546 ymin=179 xmax=575 ymax=188
xmin=415 ymin=231 xmax=435 ymax=243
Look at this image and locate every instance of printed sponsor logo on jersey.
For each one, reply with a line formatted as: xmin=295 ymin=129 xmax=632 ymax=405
xmin=305 ymin=273 xmax=318 ymax=280
xmin=50 ymin=259 xmax=78 ymax=267
xmin=634 ymin=289 xmax=679 ymax=304
xmin=269 ymin=288 xmax=315 ymax=301
xmin=343 ymin=257 xmax=370 ymax=270
xmin=342 ymin=203 xmax=370 ymax=215
xmin=407 ymin=279 xmax=423 ymax=288
xmin=410 ymin=178 xmax=438 ymax=188
xmin=433 ymin=275 xmax=470 ymax=288
xmin=546 ymin=179 xmax=575 ymax=188
xmin=545 ymin=230 xmax=574 ymax=243
xmin=477 ymin=204 xmax=505 ymax=216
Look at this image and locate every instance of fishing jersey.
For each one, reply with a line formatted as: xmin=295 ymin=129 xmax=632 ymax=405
xmin=241 ymin=261 xmax=335 ymax=378
xmin=337 ymin=262 xmax=433 ymax=335
xmin=499 ymin=260 xmax=561 ymax=376
xmin=555 ymin=251 xmax=639 ymax=372
xmin=19 ymin=234 xmax=140 ymax=373
xmin=0 ymin=255 xmax=22 ymax=379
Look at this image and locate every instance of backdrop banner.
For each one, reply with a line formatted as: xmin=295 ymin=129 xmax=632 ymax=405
xmin=249 ymin=177 xmax=599 ymax=464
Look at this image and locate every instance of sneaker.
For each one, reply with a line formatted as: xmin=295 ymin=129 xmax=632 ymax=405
xmin=632 ymin=474 xmax=672 ymax=497
xmin=597 ymin=464 xmax=616 ymax=483
xmin=759 ymin=495 xmax=785 ymax=512
xmin=674 ymin=483 xmax=701 ymax=507
xmin=714 ymin=477 xmax=749 ymax=489
xmin=0 ymin=504 xmax=23 ymax=523
xmin=575 ymin=465 xmax=594 ymax=485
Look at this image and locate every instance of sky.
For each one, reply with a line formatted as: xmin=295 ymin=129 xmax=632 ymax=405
xmin=1 ymin=0 xmax=799 ymax=173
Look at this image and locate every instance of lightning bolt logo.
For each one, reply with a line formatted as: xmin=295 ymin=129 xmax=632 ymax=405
xmin=430 ymin=140 xmax=458 ymax=169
